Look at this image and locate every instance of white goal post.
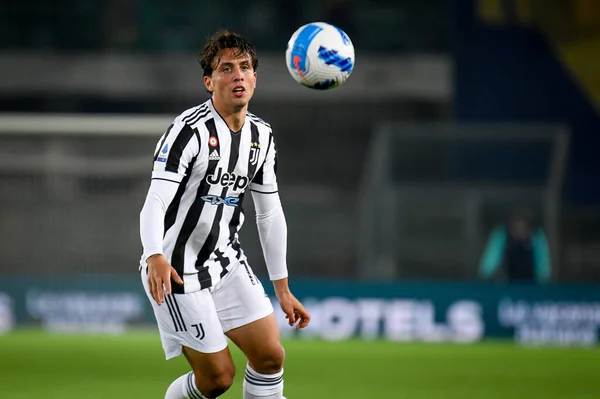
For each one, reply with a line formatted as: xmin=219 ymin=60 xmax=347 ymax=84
xmin=0 ymin=113 xmax=175 ymax=275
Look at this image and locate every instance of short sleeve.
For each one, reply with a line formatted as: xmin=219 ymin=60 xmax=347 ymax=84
xmin=151 ymin=122 xmax=200 ymax=183
xmin=249 ymin=132 xmax=278 ymax=193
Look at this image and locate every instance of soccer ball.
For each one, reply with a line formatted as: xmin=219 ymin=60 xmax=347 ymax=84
xmin=285 ymin=22 xmax=355 ymax=90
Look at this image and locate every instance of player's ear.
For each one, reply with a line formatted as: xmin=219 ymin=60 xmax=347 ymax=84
xmin=204 ymin=75 xmax=212 ymax=92
xmin=253 ymin=72 xmax=257 ymax=88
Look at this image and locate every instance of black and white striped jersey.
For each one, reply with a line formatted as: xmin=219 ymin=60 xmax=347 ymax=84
xmin=142 ymin=99 xmax=278 ymax=293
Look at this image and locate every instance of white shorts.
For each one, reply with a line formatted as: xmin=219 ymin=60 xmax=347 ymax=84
xmin=141 ymin=261 xmax=274 ymax=359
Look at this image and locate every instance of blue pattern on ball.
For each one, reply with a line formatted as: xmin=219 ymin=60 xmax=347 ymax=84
xmin=289 ymin=24 xmax=323 ymax=74
xmin=317 ymin=46 xmax=353 ymax=73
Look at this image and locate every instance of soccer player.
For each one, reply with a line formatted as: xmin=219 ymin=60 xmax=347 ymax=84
xmin=139 ymin=30 xmax=311 ymax=399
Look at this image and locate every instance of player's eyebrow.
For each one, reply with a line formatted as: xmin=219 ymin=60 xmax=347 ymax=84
xmin=219 ymin=59 xmax=251 ymax=68
xmin=220 ymin=59 xmax=250 ymax=66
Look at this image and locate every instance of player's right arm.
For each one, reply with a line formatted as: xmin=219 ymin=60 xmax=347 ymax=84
xmin=140 ymin=182 xmax=183 ymax=305
xmin=140 ymin=121 xmax=200 ymax=304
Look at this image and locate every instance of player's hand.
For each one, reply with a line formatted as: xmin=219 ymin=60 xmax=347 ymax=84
xmin=277 ymin=291 xmax=311 ymax=330
xmin=147 ymin=254 xmax=184 ymax=305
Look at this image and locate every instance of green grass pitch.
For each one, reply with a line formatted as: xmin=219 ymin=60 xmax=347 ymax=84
xmin=0 ymin=330 xmax=598 ymax=398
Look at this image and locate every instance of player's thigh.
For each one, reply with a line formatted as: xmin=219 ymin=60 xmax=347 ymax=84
xmin=226 ymin=312 xmax=284 ymax=372
xmin=140 ymin=269 xmax=230 ymax=362
xmin=212 ymin=261 xmax=283 ymax=371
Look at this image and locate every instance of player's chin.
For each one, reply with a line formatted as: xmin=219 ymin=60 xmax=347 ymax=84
xmin=232 ymin=95 xmax=249 ymax=103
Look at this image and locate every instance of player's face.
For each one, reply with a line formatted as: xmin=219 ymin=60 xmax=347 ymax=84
xmin=204 ymin=49 xmax=257 ymax=111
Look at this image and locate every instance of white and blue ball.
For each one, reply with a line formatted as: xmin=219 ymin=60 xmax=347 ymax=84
xmin=285 ymin=22 xmax=355 ymax=90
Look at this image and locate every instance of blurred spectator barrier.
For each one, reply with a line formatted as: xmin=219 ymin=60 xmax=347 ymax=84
xmin=1 ymin=277 xmax=599 ymax=347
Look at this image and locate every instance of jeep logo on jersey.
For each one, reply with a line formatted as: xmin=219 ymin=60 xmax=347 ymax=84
xmin=206 ymin=167 xmax=249 ymax=191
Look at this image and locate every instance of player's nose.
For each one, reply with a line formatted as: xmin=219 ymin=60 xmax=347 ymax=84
xmin=233 ymin=67 xmax=244 ymax=80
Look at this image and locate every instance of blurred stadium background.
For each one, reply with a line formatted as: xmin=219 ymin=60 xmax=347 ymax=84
xmin=1 ymin=0 xmax=600 ymax=398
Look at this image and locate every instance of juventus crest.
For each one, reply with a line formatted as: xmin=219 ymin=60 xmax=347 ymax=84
xmin=249 ymin=142 xmax=260 ymax=166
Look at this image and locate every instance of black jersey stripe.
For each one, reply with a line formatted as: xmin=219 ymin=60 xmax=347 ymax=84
xmin=164 ymin=128 xmax=200 ymax=239
xmin=153 ymin=123 xmax=174 ymax=162
xmin=195 ymin=129 xmax=242 ymax=286
xmin=164 ymin=154 xmax=197 ymax=236
xmin=248 ymin=122 xmax=262 ymax=181
xmin=169 ymin=119 xmax=217 ymax=293
xmin=227 ymin=122 xmax=261 ymax=248
xmin=252 ymin=131 xmax=274 ymax=185
xmin=166 ymin=124 xmax=197 ymax=173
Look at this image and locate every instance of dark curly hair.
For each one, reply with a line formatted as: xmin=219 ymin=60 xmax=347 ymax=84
xmin=199 ymin=30 xmax=259 ymax=77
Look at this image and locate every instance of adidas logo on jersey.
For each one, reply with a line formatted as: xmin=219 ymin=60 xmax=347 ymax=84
xmin=209 ymin=150 xmax=220 ymax=161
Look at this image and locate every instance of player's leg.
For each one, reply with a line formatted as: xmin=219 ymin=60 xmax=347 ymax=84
xmin=212 ymin=261 xmax=285 ymax=399
xmin=165 ymin=346 xmax=235 ymax=399
xmin=141 ymin=269 xmax=236 ymax=398
xmin=227 ymin=314 xmax=285 ymax=399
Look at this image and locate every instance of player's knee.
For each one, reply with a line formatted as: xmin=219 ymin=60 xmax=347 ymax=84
xmin=252 ymin=344 xmax=285 ymax=374
xmin=195 ymin=363 xmax=235 ymax=397
xmin=205 ymin=375 xmax=234 ymax=397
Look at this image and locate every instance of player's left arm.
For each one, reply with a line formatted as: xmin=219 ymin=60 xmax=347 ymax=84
xmin=251 ymin=190 xmax=311 ymax=330
xmin=249 ymin=131 xmax=310 ymax=329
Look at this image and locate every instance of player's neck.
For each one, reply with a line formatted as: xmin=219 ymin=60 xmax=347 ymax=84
xmin=222 ymin=113 xmax=245 ymax=133
xmin=211 ymin=98 xmax=247 ymax=132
